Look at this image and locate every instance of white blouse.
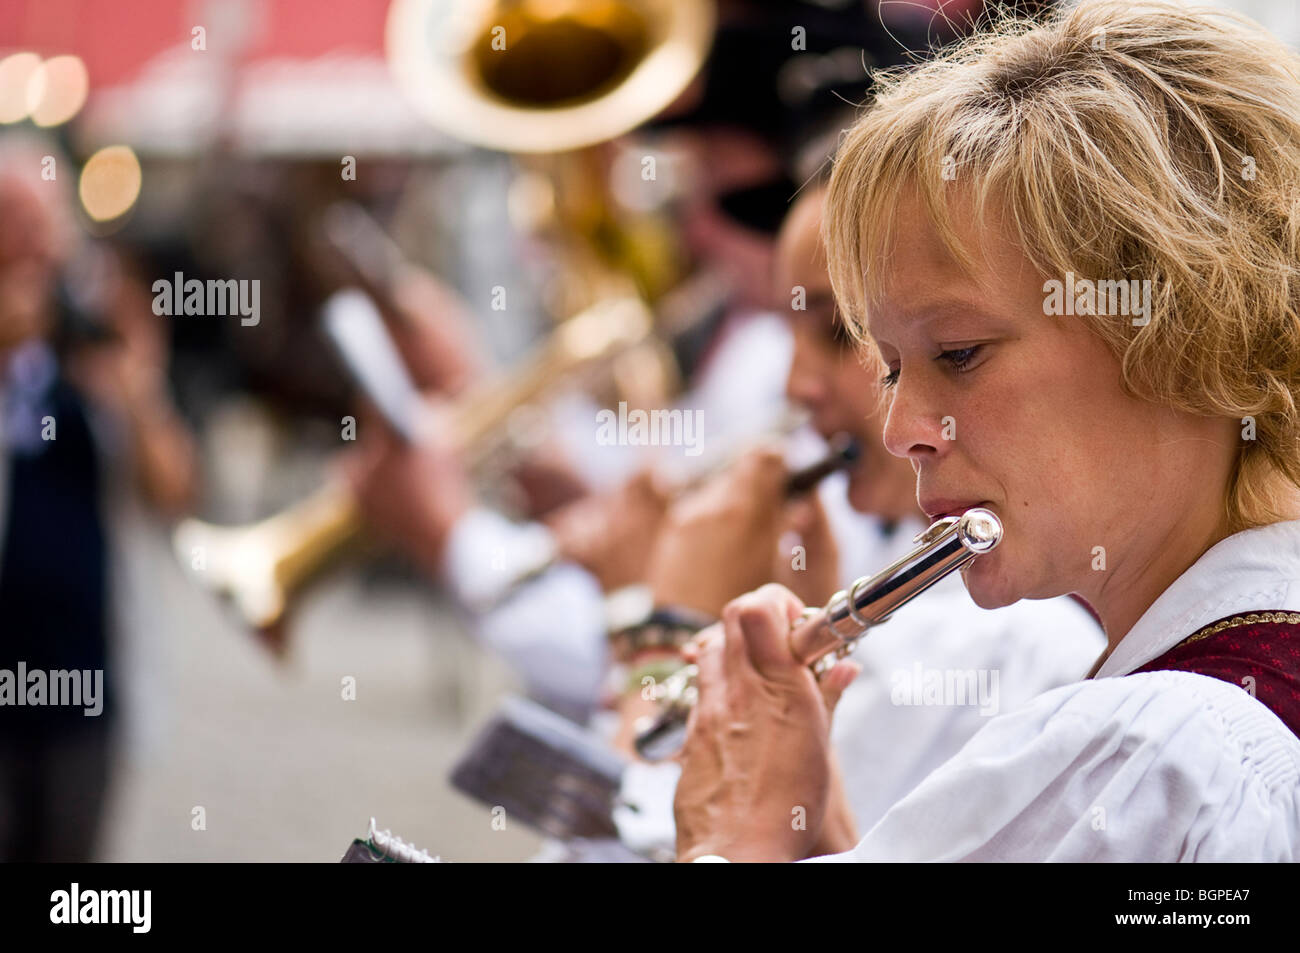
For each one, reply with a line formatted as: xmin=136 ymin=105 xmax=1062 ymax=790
xmin=807 ymin=519 xmax=1300 ymax=862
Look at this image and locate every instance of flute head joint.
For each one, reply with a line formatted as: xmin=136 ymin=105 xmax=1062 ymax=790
xmin=956 ymin=508 xmax=1003 ymax=554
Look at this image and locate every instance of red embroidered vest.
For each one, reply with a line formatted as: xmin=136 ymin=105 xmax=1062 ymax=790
xmin=1132 ymin=611 xmax=1300 ymax=740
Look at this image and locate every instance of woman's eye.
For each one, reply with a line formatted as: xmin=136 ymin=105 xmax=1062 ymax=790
xmin=881 ymin=346 xmax=983 ymax=389
xmin=939 ymin=345 xmax=982 ymax=374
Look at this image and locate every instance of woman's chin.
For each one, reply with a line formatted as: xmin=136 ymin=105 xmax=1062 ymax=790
xmin=959 ymin=550 xmax=1019 ymax=609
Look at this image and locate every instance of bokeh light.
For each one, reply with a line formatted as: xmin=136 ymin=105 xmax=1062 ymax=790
xmin=26 ymin=55 xmax=89 ymax=127
xmin=78 ymin=145 xmax=143 ymax=222
xmin=0 ymin=52 xmax=42 ymax=123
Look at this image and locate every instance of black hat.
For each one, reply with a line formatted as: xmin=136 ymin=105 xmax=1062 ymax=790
xmin=656 ymin=2 xmax=937 ymax=149
xmin=652 ymin=1 xmax=979 ymax=233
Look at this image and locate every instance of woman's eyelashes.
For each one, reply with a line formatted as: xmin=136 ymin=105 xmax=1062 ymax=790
xmin=879 ymin=345 xmax=985 ymax=390
xmin=940 ymin=344 xmax=984 ymax=374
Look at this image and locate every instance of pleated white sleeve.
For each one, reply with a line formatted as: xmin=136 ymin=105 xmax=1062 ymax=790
xmin=805 ymin=670 xmax=1300 ymax=862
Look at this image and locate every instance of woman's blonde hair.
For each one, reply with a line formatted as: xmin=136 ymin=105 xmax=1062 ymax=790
xmin=825 ymin=1 xmax=1300 ymax=530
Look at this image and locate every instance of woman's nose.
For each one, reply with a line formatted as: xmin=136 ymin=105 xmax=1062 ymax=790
xmin=882 ymin=372 xmax=946 ymax=462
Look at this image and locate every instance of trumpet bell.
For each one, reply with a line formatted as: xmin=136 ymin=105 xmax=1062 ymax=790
xmin=385 ymin=0 xmax=716 ymax=153
xmin=173 ymin=482 xmax=364 ymax=638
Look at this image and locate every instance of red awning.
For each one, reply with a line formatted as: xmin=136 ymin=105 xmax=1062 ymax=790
xmin=0 ymin=0 xmax=457 ymax=155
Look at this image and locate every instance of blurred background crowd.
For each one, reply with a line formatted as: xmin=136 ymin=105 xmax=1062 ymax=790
xmin=0 ymin=0 xmax=1294 ymax=862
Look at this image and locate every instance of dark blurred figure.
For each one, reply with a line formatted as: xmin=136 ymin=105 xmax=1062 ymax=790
xmin=0 ymin=140 xmax=197 ymax=862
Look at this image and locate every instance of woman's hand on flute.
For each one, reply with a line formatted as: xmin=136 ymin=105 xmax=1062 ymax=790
xmin=674 ymin=583 xmax=861 ymax=862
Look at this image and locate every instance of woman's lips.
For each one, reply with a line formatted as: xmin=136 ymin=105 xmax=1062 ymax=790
xmin=920 ymin=500 xmax=989 ymax=521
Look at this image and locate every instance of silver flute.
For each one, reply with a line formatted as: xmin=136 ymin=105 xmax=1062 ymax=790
xmin=634 ymin=507 xmax=1004 ymax=760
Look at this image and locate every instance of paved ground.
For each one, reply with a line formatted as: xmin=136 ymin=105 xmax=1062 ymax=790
xmin=99 ymin=546 xmax=544 ymax=863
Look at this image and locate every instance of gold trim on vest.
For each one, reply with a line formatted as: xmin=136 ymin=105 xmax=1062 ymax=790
xmin=1176 ymin=611 xmax=1300 ymax=649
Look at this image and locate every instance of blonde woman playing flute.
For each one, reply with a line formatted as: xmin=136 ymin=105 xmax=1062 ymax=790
xmin=673 ymin=1 xmax=1300 ymax=863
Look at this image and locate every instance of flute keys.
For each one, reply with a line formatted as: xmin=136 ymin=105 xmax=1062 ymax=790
xmin=812 ymin=639 xmax=858 ymax=678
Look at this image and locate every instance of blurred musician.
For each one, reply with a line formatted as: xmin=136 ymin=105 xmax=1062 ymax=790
xmin=673 ymin=2 xmax=1300 ymax=862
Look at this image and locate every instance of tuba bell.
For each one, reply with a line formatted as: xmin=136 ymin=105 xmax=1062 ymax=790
xmin=384 ymin=0 xmax=716 ymax=155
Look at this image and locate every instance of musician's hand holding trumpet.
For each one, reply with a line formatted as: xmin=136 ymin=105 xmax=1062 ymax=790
xmin=341 ymin=400 xmax=473 ymax=580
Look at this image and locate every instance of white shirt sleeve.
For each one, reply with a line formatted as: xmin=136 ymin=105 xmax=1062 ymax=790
xmin=807 ymin=670 xmax=1300 ymax=862
xmin=441 ymin=507 xmax=609 ymax=719
xmin=441 ymin=507 xmax=560 ymax=611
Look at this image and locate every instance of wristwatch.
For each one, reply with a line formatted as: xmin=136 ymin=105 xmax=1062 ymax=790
xmin=608 ymin=606 xmax=715 ymax=664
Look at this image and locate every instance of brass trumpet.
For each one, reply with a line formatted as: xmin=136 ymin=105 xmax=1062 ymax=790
xmin=174 ymin=296 xmax=654 ymax=638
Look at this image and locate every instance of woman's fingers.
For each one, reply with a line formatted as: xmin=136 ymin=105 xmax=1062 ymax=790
xmin=726 ymin=583 xmax=807 ymax=680
xmin=673 ymin=580 xmax=839 ymax=863
xmin=688 ymin=622 xmax=728 ymax=712
xmin=818 ymin=659 xmax=862 ymax=714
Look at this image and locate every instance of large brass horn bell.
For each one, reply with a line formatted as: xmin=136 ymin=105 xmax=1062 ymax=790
xmin=385 ymin=0 xmax=716 ymax=153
